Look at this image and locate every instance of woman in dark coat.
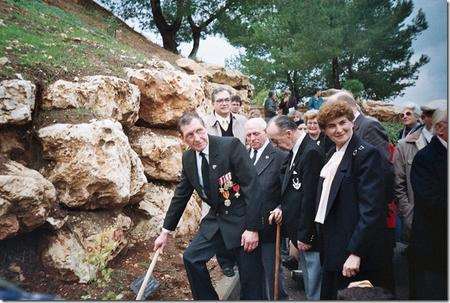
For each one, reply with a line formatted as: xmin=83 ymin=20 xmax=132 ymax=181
xmin=315 ymin=101 xmax=388 ymax=299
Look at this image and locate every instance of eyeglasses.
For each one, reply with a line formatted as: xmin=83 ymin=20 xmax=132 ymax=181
xmin=402 ymin=112 xmax=413 ymax=117
xmin=215 ymin=98 xmax=231 ymax=103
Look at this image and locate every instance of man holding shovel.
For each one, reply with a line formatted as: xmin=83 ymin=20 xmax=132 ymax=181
xmin=153 ymin=111 xmax=264 ymax=300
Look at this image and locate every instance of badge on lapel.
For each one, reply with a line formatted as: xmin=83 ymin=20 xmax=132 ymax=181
xmin=218 ymin=172 xmax=241 ymax=207
xmin=292 ymin=177 xmax=301 ymax=190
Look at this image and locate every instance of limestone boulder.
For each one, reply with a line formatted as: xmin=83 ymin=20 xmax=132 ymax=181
xmin=175 ymin=58 xmax=210 ymax=77
xmin=38 ymin=119 xmax=147 ymax=209
xmin=126 ymin=64 xmax=207 ymax=127
xmin=0 ymin=79 xmax=35 ymax=125
xmin=128 ymin=127 xmax=182 ymax=182
xmin=42 ymin=76 xmax=140 ymax=127
xmin=41 ymin=211 xmax=131 ymax=283
xmin=200 ymin=63 xmax=251 ymax=89
xmin=361 ymin=100 xmax=401 ymax=122
xmin=203 ymin=81 xmax=249 ymax=105
xmin=130 ymin=183 xmax=201 ymax=241
xmin=0 ymin=157 xmax=57 ymax=240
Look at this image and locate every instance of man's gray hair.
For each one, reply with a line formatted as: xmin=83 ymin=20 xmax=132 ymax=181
xmin=432 ymin=107 xmax=448 ymax=133
xmin=245 ymin=117 xmax=267 ymax=131
xmin=177 ymin=111 xmax=205 ymax=133
xmin=402 ymin=102 xmax=421 ymax=117
xmin=211 ymin=87 xmax=232 ymax=102
xmin=268 ymin=115 xmax=298 ymax=131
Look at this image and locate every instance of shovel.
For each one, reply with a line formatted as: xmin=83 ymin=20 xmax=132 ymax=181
xmin=131 ymin=247 xmax=162 ymax=300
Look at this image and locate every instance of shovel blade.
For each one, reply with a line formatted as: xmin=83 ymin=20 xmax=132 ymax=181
xmin=130 ymin=275 xmax=160 ymax=300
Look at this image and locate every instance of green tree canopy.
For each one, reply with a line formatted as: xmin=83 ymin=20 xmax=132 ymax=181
xmin=222 ymin=0 xmax=429 ymax=100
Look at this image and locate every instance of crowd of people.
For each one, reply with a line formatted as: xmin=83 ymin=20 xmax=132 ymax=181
xmin=153 ymin=87 xmax=447 ymax=300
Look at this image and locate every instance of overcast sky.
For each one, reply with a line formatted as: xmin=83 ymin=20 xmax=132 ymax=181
xmin=117 ymin=0 xmax=447 ymax=106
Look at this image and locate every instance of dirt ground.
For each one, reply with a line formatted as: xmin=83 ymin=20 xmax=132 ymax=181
xmin=0 ymin=229 xmax=222 ymax=300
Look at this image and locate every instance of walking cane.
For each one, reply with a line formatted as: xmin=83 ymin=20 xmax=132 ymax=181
xmin=274 ymin=222 xmax=281 ymax=300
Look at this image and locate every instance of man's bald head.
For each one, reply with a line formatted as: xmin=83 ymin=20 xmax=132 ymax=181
xmin=327 ymin=90 xmax=359 ymax=112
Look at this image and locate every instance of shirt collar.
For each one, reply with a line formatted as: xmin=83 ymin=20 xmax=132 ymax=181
xmin=353 ymin=111 xmax=361 ymax=122
xmin=422 ymin=126 xmax=433 ymax=143
xmin=196 ymin=142 xmax=210 ymax=157
xmin=255 ymin=139 xmax=270 ymax=154
xmin=214 ymin=111 xmax=231 ymax=123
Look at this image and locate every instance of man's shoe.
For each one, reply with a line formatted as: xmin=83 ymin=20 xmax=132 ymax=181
xmin=222 ymin=267 xmax=235 ymax=277
xmin=291 ymin=270 xmax=305 ymax=291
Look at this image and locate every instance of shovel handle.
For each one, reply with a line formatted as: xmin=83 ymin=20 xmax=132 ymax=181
xmin=136 ymin=247 xmax=162 ymax=300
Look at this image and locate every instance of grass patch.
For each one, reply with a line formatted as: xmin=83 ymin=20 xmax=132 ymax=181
xmin=0 ymin=0 xmax=149 ymax=83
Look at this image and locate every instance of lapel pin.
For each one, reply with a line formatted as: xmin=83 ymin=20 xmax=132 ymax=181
xmin=353 ymin=149 xmax=357 ymax=156
xmin=265 ymin=155 xmax=269 ymax=159
xmin=358 ymin=145 xmax=365 ymax=151
xmin=212 ymin=165 xmax=217 ymax=170
xmin=293 ymin=170 xmax=298 ymax=175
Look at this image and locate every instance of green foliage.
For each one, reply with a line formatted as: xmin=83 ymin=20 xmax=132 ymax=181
xmin=222 ymin=0 xmax=429 ymax=100
xmin=381 ymin=121 xmax=403 ymax=144
xmin=253 ymin=89 xmax=270 ymax=106
xmin=342 ymin=79 xmax=364 ymax=98
xmin=0 ymin=0 xmax=147 ymax=83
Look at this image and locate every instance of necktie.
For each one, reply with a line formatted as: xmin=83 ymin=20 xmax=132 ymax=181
xmin=252 ymin=149 xmax=258 ymax=165
xmin=200 ymin=152 xmax=210 ymax=198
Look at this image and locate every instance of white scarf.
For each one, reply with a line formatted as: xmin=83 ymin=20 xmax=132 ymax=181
xmin=314 ymin=138 xmax=351 ymax=224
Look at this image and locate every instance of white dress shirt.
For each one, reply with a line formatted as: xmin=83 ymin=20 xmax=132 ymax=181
xmin=290 ymin=132 xmax=307 ymax=169
xmin=250 ymin=139 xmax=270 ymax=165
xmin=314 ymin=136 xmax=351 ymax=224
xmin=196 ymin=144 xmax=210 ymax=188
xmin=214 ymin=112 xmax=231 ymax=130
xmin=422 ymin=126 xmax=433 ymax=143
xmin=163 ymin=144 xmax=210 ymax=234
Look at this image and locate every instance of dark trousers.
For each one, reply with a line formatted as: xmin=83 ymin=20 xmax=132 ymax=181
xmin=183 ymin=230 xmax=263 ymax=300
xmin=414 ymin=268 xmax=447 ymax=300
xmin=321 ymin=270 xmax=385 ymax=300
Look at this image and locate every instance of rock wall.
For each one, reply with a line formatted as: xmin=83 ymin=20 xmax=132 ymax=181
xmin=0 ymin=57 xmax=251 ymax=283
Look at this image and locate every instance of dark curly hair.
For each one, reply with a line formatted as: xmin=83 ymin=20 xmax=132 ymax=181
xmin=317 ymin=100 xmax=355 ymax=129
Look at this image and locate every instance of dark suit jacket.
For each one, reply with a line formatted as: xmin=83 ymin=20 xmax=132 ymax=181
xmin=318 ymin=134 xmax=387 ymax=272
xmin=313 ymin=132 xmax=335 ymax=155
xmin=410 ymin=136 xmax=447 ymax=271
xmin=354 ymin=113 xmax=394 ymax=205
xmin=353 ymin=114 xmax=389 ymax=159
xmin=280 ymin=136 xmax=324 ymax=248
xmin=252 ymin=142 xmax=288 ymax=243
xmin=163 ymin=135 xmax=262 ymax=249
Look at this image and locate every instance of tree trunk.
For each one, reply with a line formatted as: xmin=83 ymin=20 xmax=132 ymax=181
xmin=160 ymin=29 xmax=179 ymax=54
xmin=188 ymin=26 xmax=201 ymax=59
xmin=332 ymin=57 xmax=341 ymax=89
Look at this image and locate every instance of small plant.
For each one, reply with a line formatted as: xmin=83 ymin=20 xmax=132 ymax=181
xmin=382 ymin=121 xmax=403 ymax=144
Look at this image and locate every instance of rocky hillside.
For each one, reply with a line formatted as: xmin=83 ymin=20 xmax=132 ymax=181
xmin=0 ymin=0 xmax=253 ymax=299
